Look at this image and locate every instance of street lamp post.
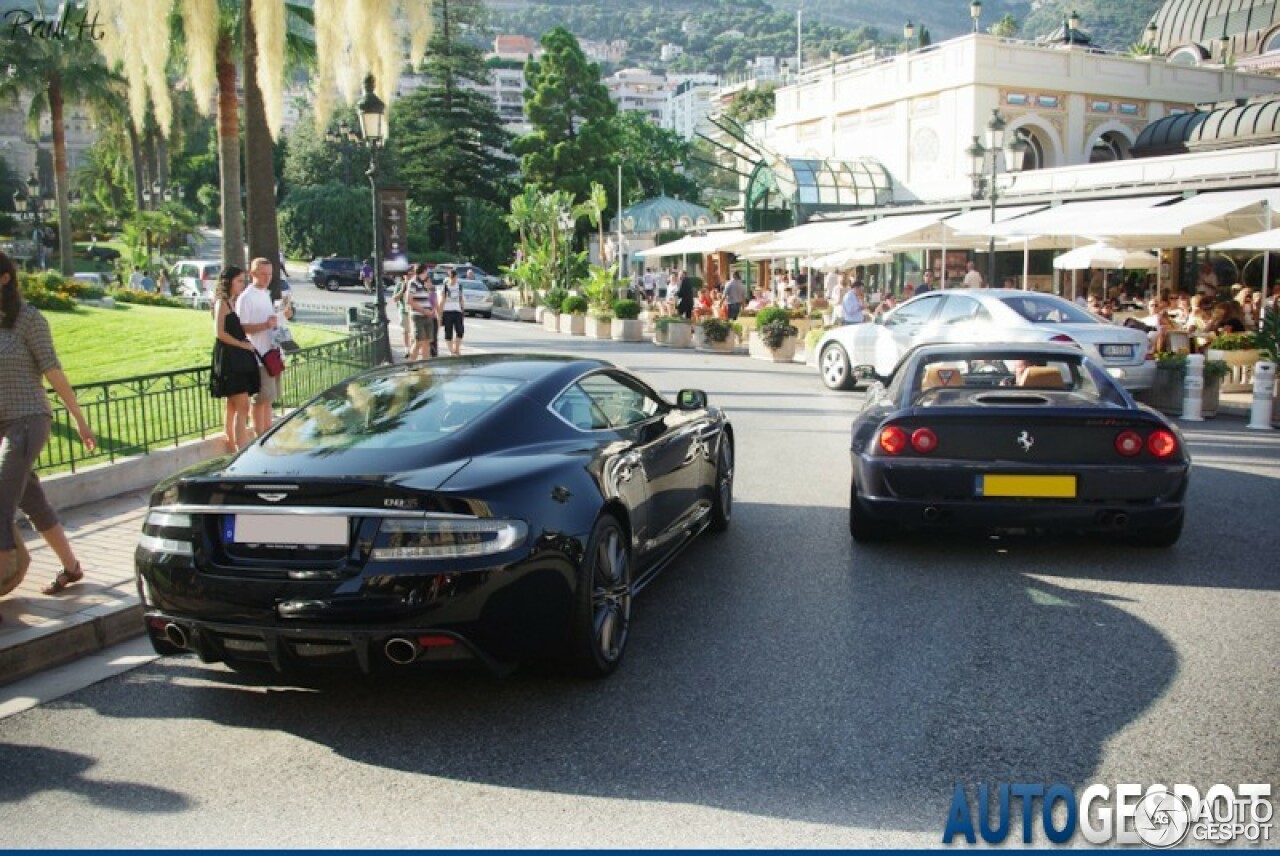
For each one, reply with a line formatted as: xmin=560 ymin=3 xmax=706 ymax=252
xmin=16 ymin=173 xmax=51 ymax=269
xmin=970 ymin=0 xmax=981 ymax=33
xmin=903 ymin=20 xmax=915 ymax=53
xmin=558 ymin=210 xmax=574 ymax=290
xmin=357 ymin=74 xmax=392 ymax=365
xmin=967 ymin=109 xmax=1028 ymax=288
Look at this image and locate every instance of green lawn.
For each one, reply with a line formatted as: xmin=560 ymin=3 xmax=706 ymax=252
xmin=47 ymin=303 xmax=343 ymax=384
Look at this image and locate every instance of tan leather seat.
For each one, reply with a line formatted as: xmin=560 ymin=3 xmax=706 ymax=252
xmin=921 ymin=366 xmax=964 ymax=390
xmin=1018 ymin=366 xmax=1066 ymax=389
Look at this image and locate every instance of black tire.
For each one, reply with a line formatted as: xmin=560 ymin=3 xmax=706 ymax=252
xmin=1128 ymin=512 xmax=1183 ymax=548
xmin=481 ymin=311 xmax=492 ymax=319
xmin=849 ymin=480 xmax=893 ymax=542
xmin=567 ymin=513 xmax=632 ymax=678
xmin=709 ymin=437 xmax=734 ymax=532
xmin=325 ymin=277 xmax=340 ymax=291
xmin=820 ymin=343 xmax=855 ymax=390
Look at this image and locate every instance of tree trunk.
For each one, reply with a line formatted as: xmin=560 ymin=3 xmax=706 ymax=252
xmin=243 ymin=0 xmax=282 ymax=296
xmin=216 ymin=32 xmax=246 ymax=271
xmin=48 ymin=75 xmax=74 ymax=276
xmin=156 ymin=134 xmax=169 ymax=197
xmin=440 ymin=0 xmax=457 ymax=253
xmin=127 ymin=121 xmax=145 ymax=213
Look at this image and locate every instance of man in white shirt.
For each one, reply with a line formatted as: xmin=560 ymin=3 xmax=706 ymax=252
xmin=841 ymin=283 xmax=866 ymax=324
xmin=440 ymin=269 xmax=466 ymax=356
xmin=962 ymin=261 xmax=985 ymax=289
xmin=407 ymin=265 xmax=438 ymax=360
xmin=236 ymin=257 xmax=280 ymax=435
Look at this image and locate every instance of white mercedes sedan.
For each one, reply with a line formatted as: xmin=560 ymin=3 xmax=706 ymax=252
xmin=816 ymin=289 xmax=1156 ymax=392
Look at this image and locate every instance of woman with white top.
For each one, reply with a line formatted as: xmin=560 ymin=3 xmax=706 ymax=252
xmin=441 ymin=269 xmax=465 ymax=356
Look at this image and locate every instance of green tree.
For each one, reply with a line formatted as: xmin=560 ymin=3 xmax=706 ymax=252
xmin=514 ymin=27 xmax=619 ymax=202
xmin=457 ymin=199 xmax=513 ymax=272
xmin=0 ymin=2 xmax=120 ymax=274
xmin=277 ymin=182 xmax=373 ymax=260
xmin=613 ymin=112 xmax=700 ymax=204
xmin=392 ymin=0 xmax=515 ymax=254
xmin=725 ymin=86 xmax=776 ymax=124
xmin=989 ymin=14 xmax=1019 ymax=38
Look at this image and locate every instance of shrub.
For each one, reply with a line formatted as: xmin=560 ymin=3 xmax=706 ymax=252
xmin=278 ymin=182 xmax=373 ymax=259
xmin=1208 ymin=331 xmax=1257 ymax=351
xmin=542 ymin=287 xmax=568 ymax=312
xmin=655 ymin=316 xmax=684 ymax=333
xmin=755 ymin=306 xmax=791 ymax=328
xmin=1154 ymin=352 xmax=1230 ymax=382
xmin=20 ymin=286 xmax=77 ymax=312
xmin=561 ymin=295 xmax=589 ymax=315
xmin=804 ymin=327 xmax=826 ymax=351
xmin=759 ymin=319 xmax=798 ymax=350
xmin=592 ymin=312 xmax=614 ymax=322
xmin=700 ymin=317 xmax=733 ymax=343
xmin=612 ymin=298 xmax=641 ymax=320
xmin=108 ymin=289 xmax=186 ymax=308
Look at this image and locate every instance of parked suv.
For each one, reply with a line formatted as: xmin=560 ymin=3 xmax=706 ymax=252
xmin=308 ymin=257 xmax=370 ymax=292
xmin=170 ymin=259 xmax=222 ymax=300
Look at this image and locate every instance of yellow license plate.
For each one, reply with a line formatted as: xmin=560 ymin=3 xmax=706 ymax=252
xmin=979 ymin=474 xmax=1077 ymax=499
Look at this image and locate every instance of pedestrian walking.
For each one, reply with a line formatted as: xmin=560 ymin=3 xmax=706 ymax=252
xmin=0 ymin=251 xmax=97 ymax=600
xmin=676 ymin=269 xmax=694 ymax=320
xmin=236 ymin=257 xmax=281 ymax=437
xmin=724 ymin=270 xmax=747 ymax=320
xmin=208 ymin=266 xmax=260 ymax=451
xmin=407 ymin=265 xmax=439 ymax=360
xmin=440 ymin=269 xmax=466 ymax=356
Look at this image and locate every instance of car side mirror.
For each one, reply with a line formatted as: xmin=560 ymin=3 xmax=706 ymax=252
xmin=676 ymin=389 xmax=707 ymax=410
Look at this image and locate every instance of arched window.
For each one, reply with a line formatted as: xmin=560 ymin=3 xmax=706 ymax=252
xmin=678 ymin=216 xmax=692 ymax=229
xmin=1089 ymin=131 xmax=1131 ymax=163
xmin=659 ymin=216 xmax=674 ymax=230
xmin=1264 ymin=29 xmax=1280 ymax=54
xmin=1016 ymin=128 xmax=1047 ymax=170
xmin=1168 ymin=47 xmax=1201 ymax=66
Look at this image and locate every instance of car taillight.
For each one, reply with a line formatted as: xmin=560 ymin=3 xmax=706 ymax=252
xmin=1050 ymin=334 xmax=1076 ymax=345
xmin=1147 ymin=430 xmax=1178 ymax=458
xmin=910 ymin=427 xmax=938 ymax=454
xmin=878 ymin=426 xmax=908 ymax=455
xmin=1115 ymin=430 xmax=1144 ymax=457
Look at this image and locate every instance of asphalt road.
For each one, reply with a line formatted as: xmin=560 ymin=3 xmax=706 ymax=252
xmin=1 ymin=319 xmax=1276 ymax=847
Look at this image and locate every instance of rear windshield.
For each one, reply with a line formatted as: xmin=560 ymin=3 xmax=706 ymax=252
xmin=909 ymin=355 xmax=1124 ymax=406
xmin=263 ymin=367 xmax=523 ymax=453
xmin=999 ymin=295 xmax=1098 ymax=325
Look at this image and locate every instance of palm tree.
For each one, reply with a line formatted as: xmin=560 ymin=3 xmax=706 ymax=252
xmin=0 ymin=6 xmax=120 ymax=275
xmin=574 ymin=181 xmax=612 ymax=271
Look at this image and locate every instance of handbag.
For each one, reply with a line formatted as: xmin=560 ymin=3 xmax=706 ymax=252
xmin=0 ymin=523 xmax=31 ymax=597
xmin=259 ymin=346 xmax=286 ymax=378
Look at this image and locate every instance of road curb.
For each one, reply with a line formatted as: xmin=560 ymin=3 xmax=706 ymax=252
xmin=0 ymin=600 xmax=144 ymax=687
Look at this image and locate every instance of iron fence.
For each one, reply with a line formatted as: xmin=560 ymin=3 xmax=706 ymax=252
xmin=37 ymin=331 xmax=378 ymax=474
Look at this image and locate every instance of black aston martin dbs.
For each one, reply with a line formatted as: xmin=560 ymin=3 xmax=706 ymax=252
xmin=136 ymin=355 xmax=734 ymax=678
xmin=848 ymin=343 xmax=1189 ymax=546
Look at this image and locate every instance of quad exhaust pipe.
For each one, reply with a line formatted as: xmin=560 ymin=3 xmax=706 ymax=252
xmin=163 ymin=622 xmax=189 ymax=649
xmin=384 ymin=637 xmax=420 ymax=665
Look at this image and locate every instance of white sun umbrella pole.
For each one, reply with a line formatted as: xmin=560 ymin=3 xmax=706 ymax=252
xmin=1023 ymin=238 xmax=1030 ymax=290
xmin=1264 ymin=202 xmax=1273 ymax=323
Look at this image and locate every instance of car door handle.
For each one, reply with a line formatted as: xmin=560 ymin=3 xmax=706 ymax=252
xmin=616 ymin=452 xmax=642 ymax=482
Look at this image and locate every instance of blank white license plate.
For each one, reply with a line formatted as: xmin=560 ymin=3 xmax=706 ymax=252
xmin=234 ymin=514 xmax=347 ymax=546
xmin=1100 ymin=344 xmax=1134 ymax=358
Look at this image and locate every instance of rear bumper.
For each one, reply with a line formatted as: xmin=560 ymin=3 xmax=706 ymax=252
xmin=852 ymin=453 xmax=1187 ymax=533
xmin=1104 ymin=359 xmax=1156 ymax=392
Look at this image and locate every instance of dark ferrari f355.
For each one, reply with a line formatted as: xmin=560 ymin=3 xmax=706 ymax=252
xmin=848 ymin=343 xmax=1189 ymax=546
xmin=135 ymin=355 xmax=734 ymax=678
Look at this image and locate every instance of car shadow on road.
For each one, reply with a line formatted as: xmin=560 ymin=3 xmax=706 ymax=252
xmin=62 ymin=502 xmax=1193 ymax=840
xmin=0 ymin=742 xmax=190 ymax=812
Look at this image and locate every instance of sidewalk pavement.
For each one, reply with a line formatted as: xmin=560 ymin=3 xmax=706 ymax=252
xmin=0 ymin=327 xmax=1267 ymax=686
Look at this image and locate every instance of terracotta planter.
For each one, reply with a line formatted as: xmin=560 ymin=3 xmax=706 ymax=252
xmin=542 ymin=311 xmax=560 ymax=332
xmin=749 ymin=330 xmax=798 ymax=362
xmin=587 ymin=317 xmax=613 ymax=339
xmin=560 ymin=313 xmax=586 ymax=335
xmin=612 ymin=318 xmax=644 ymax=341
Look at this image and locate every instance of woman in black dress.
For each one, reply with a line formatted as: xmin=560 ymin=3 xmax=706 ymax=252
xmin=209 ymin=266 xmax=260 ymax=450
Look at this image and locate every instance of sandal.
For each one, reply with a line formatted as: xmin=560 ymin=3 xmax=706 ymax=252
xmin=41 ymin=563 xmax=84 ymax=596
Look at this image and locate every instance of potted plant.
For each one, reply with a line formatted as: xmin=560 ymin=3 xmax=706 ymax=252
xmin=588 ymin=311 xmax=613 ymax=339
xmin=653 ymin=316 xmax=692 ymax=347
xmin=1145 ymin=352 xmax=1227 ymax=418
xmin=736 ymin=308 xmax=758 ymax=336
xmin=749 ymin=306 xmax=799 ymax=362
xmin=611 ymin=299 xmax=644 ymax=341
xmin=697 ymin=317 xmax=736 ymax=353
xmin=560 ymin=294 xmax=588 ymax=335
xmin=541 ymin=286 xmax=567 ymax=331
xmin=1206 ymin=331 xmax=1259 ymax=392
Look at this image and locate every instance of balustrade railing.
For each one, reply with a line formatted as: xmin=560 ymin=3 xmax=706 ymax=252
xmin=37 ymin=331 xmax=377 ymax=474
